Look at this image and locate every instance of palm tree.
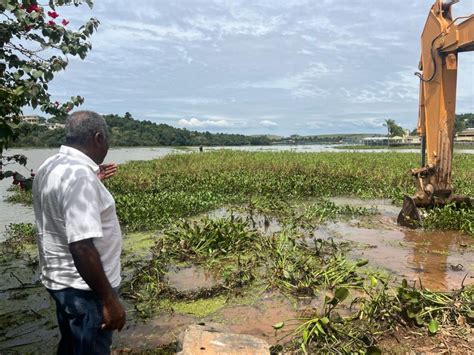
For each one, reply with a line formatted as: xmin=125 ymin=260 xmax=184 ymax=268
xmin=383 ymin=119 xmax=395 ymax=146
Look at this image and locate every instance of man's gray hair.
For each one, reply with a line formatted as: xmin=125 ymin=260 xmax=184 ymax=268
xmin=65 ymin=111 xmax=108 ymax=145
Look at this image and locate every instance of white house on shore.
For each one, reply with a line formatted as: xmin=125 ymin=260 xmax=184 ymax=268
xmin=21 ymin=116 xmax=65 ymax=130
xmin=363 ymin=135 xmax=421 ymax=146
xmin=21 ymin=115 xmax=42 ymax=125
xmin=457 ymin=128 xmax=474 ymax=142
xmin=363 ymin=129 xmax=474 ymax=146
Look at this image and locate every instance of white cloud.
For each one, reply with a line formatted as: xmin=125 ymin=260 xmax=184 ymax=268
xmin=342 ymin=70 xmax=418 ymax=104
xmin=95 ymin=20 xmax=208 ymax=49
xmin=185 ymin=13 xmax=285 ymax=38
xmin=298 ymin=49 xmax=314 ymax=56
xmin=260 ymin=120 xmax=278 ymax=127
xmin=178 ymin=117 xmax=235 ymax=128
xmin=155 ymin=97 xmax=223 ymax=105
xmin=232 ymin=63 xmax=338 ymax=98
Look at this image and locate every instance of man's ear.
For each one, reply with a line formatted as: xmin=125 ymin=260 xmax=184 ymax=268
xmin=95 ymin=132 xmax=105 ymax=146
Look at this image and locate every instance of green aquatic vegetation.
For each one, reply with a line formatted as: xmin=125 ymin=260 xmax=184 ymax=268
xmin=123 ymin=218 xmax=260 ymax=317
xmin=164 ymin=216 xmax=259 ymax=260
xmin=5 ymin=187 xmax=33 ymax=205
xmin=6 ymin=151 xmax=474 ymax=235
xmin=395 ymin=279 xmax=474 ymax=330
xmin=1 ymin=223 xmax=37 ymax=258
xmin=263 ymin=230 xmax=364 ymax=296
xmin=102 ymin=151 xmax=473 ymax=232
xmin=122 ymin=232 xmax=157 ymax=259
xmin=293 ymin=200 xmax=377 ymax=227
xmin=289 ymin=277 xmax=474 ymax=354
xmin=170 ymin=295 xmax=227 ymax=317
xmin=423 ymin=205 xmax=474 ymax=236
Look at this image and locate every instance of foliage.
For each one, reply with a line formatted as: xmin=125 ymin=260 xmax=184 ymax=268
xmin=164 ymin=216 xmax=259 ymax=260
xmin=292 ymin=278 xmax=473 ymax=354
xmin=423 ymin=204 xmax=474 ymax=235
xmin=455 ymin=113 xmax=474 ymax=134
xmin=295 ymin=200 xmax=377 ymax=227
xmin=1 ymin=222 xmax=36 ymax=255
xmin=6 ymin=184 xmax=32 ymax=203
xmin=261 ymin=230 xmax=364 ymax=296
xmin=0 ymin=0 xmax=98 ymax=154
xmin=10 ymin=112 xmax=272 ymax=147
xmin=0 ymin=153 xmax=33 ymax=191
xmin=103 ymin=151 xmax=473 ymax=232
xmin=384 ymin=119 xmax=405 ymax=138
xmin=123 ymin=207 xmax=474 ymax=352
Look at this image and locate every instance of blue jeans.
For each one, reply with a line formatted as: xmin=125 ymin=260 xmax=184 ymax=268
xmin=48 ymin=288 xmax=113 ymax=355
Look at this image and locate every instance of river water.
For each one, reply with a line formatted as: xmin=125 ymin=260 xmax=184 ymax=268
xmin=1 ymin=144 xmax=473 ymax=238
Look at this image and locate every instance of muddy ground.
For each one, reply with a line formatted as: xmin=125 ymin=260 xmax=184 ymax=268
xmin=1 ymin=198 xmax=472 ymax=354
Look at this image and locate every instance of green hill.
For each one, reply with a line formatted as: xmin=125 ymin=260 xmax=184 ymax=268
xmin=12 ymin=113 xmax=271 ymax=147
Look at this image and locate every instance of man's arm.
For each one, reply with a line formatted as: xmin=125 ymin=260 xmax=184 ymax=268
xmin=69 ymin=239 xmax=126 ymax=331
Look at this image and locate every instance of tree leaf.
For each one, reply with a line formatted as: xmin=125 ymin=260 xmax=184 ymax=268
xmin=356 ymin=259 xmax=369 ymax=267
xmin=330 ymin=287 xmax=349 ymax=305
xmin=272 ymin=321 xmax=284 ymax=330
xmin=31 ymin=70 xmax=43 ymax=79
xmin=370 ymin=276 xmax=378 ymax=287
xmin=319 ymin=317 xmax=329 ymax=325
xmin=428 ymin=319 xmax=439 ymax=334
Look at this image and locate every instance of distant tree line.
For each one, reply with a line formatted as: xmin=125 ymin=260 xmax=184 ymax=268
xmin=455 ymin=113 xmax=474 ymax=133
xmin=11 ymin=112 xmax=272 ymax=147
xmin=10 ymin=112 xmax=474 ymax=148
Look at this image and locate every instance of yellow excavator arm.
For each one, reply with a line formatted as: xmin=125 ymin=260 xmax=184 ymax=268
xmin=398 ymin=0 xmax=473 ymax=226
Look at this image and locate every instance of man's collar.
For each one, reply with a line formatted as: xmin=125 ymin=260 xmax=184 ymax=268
xmin=59 ymin=145 xmax=100 ymax=173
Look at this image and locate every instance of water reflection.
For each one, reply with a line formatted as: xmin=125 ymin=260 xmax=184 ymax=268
xmin=330 ymin=222 xmax=472 ymax=291
xmin=402 ymin=229 xmax=470 ymax=290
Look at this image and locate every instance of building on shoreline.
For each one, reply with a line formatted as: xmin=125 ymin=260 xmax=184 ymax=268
xmin=362 ymin=135 xmax=421 ymax=146
xmin=20 ymin=116 xmax=65 ymax=130
xmin=21 ymin=115 xmax=42 ymax=125
xmin=363 ymin=129 xmax=474 ymax=146
xmin=457 ymin=128 xmax=474 ymax=142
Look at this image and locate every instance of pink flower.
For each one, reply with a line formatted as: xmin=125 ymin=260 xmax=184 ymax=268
xmin=61 ymin=19 xmax=70 ymax=26
xmin=26 ymin=4 xmax=41 ymax=13
xmin=47 ymin=11 xmax=59 ymax=19
xmin=48 ymin=20 xmax=55 ymax=26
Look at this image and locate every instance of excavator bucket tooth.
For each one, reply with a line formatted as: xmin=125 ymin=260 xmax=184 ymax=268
xmin=397 ymin=195 xmax=422 ymax=229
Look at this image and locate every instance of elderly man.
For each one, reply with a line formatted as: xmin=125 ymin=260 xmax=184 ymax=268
xmin=33 ymin=111 xmax=125 ymax=355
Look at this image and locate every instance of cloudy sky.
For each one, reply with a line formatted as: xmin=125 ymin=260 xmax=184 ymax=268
xmin=37 ymin=0 xmax=474 ymax=135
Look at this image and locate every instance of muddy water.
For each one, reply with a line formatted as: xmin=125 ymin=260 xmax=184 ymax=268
xmin=167 ymin=266 xmax=220 ymax=293
xmin=208 ymin=200 xmax=473 ymax=291
xmin=320 ymin=223 xmax=473 ymax=291
xmin=326 ymin=197 xmax=473 ymax=290
xmin=212 ymin=293 xmax=299 ymax=345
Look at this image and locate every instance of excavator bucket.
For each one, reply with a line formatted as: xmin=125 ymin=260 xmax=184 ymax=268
xmin=397 ymin=196 xmax=422 ymax=229
xmin=398 ymin=193 xmax=471 ymax=229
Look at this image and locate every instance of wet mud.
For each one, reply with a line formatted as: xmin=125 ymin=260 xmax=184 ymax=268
xmin=211 ymin=293 xmax=299 ymax=345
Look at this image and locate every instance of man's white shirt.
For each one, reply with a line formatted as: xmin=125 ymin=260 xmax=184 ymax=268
xmin=33 ymin=145 xmax=122 ymax=290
